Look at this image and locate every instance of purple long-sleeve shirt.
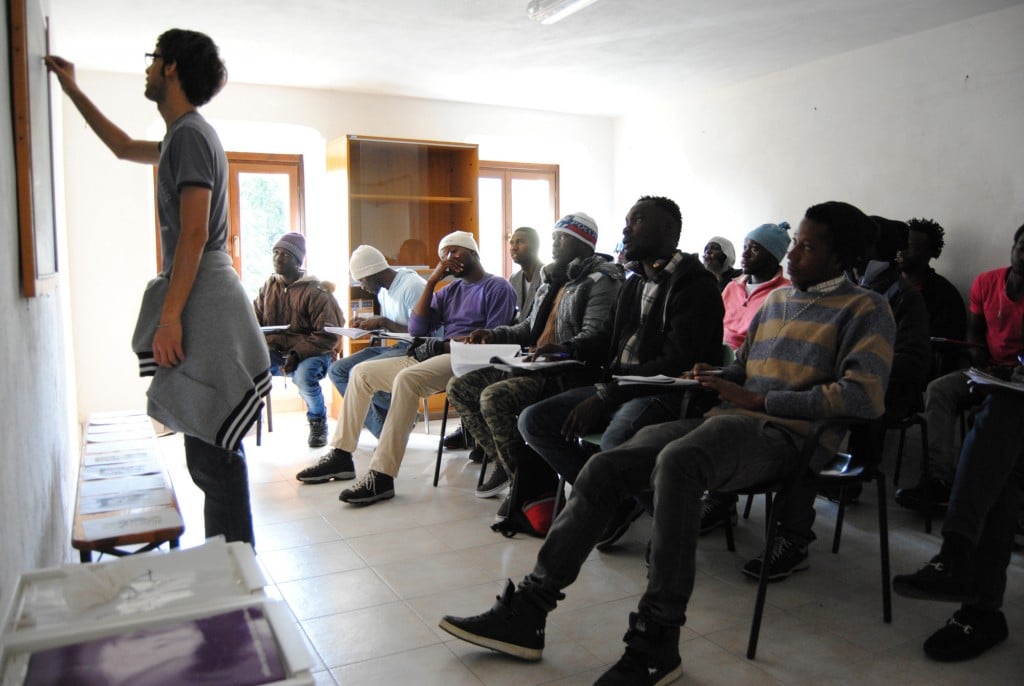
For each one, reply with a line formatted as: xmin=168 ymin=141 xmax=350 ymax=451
xmin=407 ymin=275 xmax=517 ymax=339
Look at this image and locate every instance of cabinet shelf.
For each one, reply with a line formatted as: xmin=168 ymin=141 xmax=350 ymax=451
xmin=349 ymin=193 xmax=474 ymax=204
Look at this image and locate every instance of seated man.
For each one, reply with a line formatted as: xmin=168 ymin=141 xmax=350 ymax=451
xmin=898 ymin=217 xmax=967 ymax=376
xmin=446 ymin=213 xmax=622 ymax=500
xmin=255 ymin=232 xmax=344 ymax=448
xmin=709 ymin=216 xmax=929 ymax=579
xmin=509 ymin=226 xmax=543 ymax=323
xmin=444 ymin=225 xmax=543 ymax=452
xmin=702 ymin=235 xmax=742 ymax=292
xmin=307 ymin=231 xmax=516 ymax=505
xmin=721 ymin=221 xmax=792 ymax=350
xmin=296 ymin=245 xmax=426 ymax=483
xmin=894 ymin=376 xmax=1024 ymax=662
xmin=440 ymin=201 xmax=895 ymax=684
xmin=516 ymin=196 xmax=724 ymax=539
xmin=898 ymin=223 xmax=1024 ymax=513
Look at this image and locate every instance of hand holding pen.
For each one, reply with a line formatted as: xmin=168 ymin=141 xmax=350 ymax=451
xmin=524 ymin=343 xmax=571 ymax=362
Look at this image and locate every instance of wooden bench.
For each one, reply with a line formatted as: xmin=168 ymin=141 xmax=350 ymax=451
xmin=71 ymin=411 xmax=184 ymax=563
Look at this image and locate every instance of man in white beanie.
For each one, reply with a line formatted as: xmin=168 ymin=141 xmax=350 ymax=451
xmin=296 ymin=245 xmax=427 ymax=483
xmin=702 ymin=236 xmax=743 ymax=292
xmin=299 ymin=231 xmax=517 ymax=503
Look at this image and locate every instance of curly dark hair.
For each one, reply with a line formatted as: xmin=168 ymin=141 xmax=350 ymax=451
xmin=636 ymin=195 xmax=682 ymax=245
xmin=1015 ymin=222 xmax=1024 ymax=244
xmin=156 ymin=29 xmax=227 ymax=106
xmin=804 ymin=201 xmax=877 ymax=270
xmin=907 ymin=217 xmax=946 ymax=259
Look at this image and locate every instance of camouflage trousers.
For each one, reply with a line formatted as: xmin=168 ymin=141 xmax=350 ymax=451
xmin=446 ymin=367 xmax=561 ymax=475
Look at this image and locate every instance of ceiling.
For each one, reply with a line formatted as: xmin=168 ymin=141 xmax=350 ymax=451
xmin=49 ymin=0 xmax=1021 ymax=117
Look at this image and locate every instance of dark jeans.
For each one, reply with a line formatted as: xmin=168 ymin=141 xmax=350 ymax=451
xmin=519 ymin=414 xmax=800 ymax=627
xmin=943 ymin=391 xmax=1024 ymax=610
xmin=184 ymin=434 xmax=254 ymax=546
xmin=518 ymin=385 xmax=685 ymax=483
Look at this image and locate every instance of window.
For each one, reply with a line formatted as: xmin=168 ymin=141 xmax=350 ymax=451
xmin=152 ymin=152 xmax=305 ymax=300
xmin=478 ymin=162 xmax=559 ymax=277
xmin=227 ymin=153 xmax=305 ymax=299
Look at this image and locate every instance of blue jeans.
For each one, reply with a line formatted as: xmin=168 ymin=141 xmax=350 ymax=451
xmin=269 ymin=351 xmax=331 ymax=421
xmin=943 ymin=391 xmax=1024 ymax=610
xmin=519 ymin=414 xmax=801 ymax=627
xmin=184 ymin=434 xmax=254 ymax=546
xmin=518 ymin=385 xmax=684 ymax=484
xmin=327 ymin=343 xmax=409 ymax=438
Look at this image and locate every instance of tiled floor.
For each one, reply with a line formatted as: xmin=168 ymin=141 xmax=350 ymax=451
xmin=160 ymin=410 xmax=1024 ymax=685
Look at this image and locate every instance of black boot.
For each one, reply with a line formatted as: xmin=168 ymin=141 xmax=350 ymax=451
xmin=439 ymin=580 xmax=547 ymax=660
xmin=595 ymin=612 xmax=683 ymax=685
xmin=307 ymin=417 xmax=328 ymax=448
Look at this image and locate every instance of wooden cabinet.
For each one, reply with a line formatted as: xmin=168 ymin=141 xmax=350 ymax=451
xmin=326 ymin=135 xmax=479 ymax=420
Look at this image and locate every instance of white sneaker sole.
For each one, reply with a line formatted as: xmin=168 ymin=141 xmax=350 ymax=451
xmin=476 ymin=479 xmax=510 ymax=499
xmin=438 ymin=618 xmax=542 ymax=661
xmin=296 ymin=471 xmax=355 ymax=484
xmin=339 ymin=489 xmax=395 ymax=505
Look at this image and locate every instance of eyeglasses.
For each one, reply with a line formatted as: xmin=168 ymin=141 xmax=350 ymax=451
xmin=144 ymin=52 xmax=162 ymax=67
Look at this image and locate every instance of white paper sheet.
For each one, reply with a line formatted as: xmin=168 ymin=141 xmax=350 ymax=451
xmin=449 ymin=342 xmax=522 ymax=377
xmin=80 ymin=474 xmax=168 ymax=497
xmin=612 ymin=374 xmax=699 ymax=387
xmin=80 ymin=506 xmax=184 ymax=539
xmin=79 ymin=488 xmax=174 ymax=515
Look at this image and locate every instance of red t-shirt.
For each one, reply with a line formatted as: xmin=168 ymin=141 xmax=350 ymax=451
xmin=969 ymin=267 xmax=1024 ymax=366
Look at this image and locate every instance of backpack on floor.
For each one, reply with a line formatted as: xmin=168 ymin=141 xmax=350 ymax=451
xmin=491 ymin=446 xmax=561 ymax=539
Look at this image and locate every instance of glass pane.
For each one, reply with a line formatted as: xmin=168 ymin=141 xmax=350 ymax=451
xmin=239 ymin=172 xmax=291 ymax=299
xmin=511 ymin=178 xmax=555 ymax=265
xmin=478 ymin=177 xmax=504 ymax=276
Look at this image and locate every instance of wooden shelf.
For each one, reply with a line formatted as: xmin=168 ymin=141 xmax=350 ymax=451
xmin=350 ymin=193 xmax=474 ymax=203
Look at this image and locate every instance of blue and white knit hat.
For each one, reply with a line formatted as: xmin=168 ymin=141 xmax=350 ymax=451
xmin=553 ymin=212 xmax=599 ymax=249
xmin=745 ymin=221 xmax=791 ymax=262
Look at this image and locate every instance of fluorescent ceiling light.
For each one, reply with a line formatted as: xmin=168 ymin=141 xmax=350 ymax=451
xmin=527 ymin=0 xmax=600 ymax=25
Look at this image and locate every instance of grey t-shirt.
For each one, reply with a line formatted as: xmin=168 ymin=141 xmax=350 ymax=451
xmin=156 ymin=111 xmax=229 ymax=275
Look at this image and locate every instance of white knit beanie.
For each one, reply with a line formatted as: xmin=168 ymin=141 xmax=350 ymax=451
xmin=438 ymin=230 xmax=479 ymax=257
xmin=349 ymin=245 xmax=389 ymax=280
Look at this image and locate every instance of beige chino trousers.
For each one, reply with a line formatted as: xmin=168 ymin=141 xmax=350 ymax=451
xmin=333 ymin=353 xmax=453 ymax=477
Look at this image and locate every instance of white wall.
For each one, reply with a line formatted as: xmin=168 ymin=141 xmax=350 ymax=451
xmin=59 ymin=76 xmax=614 ymax=417
xmin=613 ymin=4 xmax=1024 ymax=295
xmin=0 ymin=2 xmax=77 ymax=596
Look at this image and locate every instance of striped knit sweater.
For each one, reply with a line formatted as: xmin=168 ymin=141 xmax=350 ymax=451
xmin=708 ymin=278 xmax=895 ymax=469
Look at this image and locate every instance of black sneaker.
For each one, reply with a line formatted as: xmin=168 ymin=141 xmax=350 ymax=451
xmin=699 ymin=494 xmax=738 ymax=535
xmin=595 ymin=612 xmax=682 ymax=686
xmin=467 ymin=445 xmax=485 ymax=463
xmin=895 ymin=477 xmax=951 ymax=513
xmin=443 ymin=426 xmax=470 ymax=450
xmin=893 ymin=553 xmax=976 ymax=603
xmin=596 ymin=499 xmax=646 ymax=551
xmin=924 ymin=607 xmax=1008 ymax=662
xmin=742 ymin=534 xmax=809 ymax=580
xmin=307 ymin=417 xmax=328 ymax=448
xmin=295 ymin=449 xmax=356 ymax=483
xmin=476 ymin=463 xmax=510 ymax=499
xmin=439 ymin=580 xmax=546 ymax=661
xmin=338 ymin=470 xmax=395 ymax=505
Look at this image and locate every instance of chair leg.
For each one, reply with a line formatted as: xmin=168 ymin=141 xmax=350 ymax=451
xmin=553 ymin=475 xmax=567 ymax=517
xmin=832 ymin=488 xmax=847 ymax=554
xmin=723 ymin=508 xmax=736 ymax=552
xmin=893 ymin=426 xmax=908 ymax=488
xmin=265 ymin=391 xmax=273 ymax=433
xmin=743 ymin=493 xmax=754 ymax=519
xmin=476 ymin=452 xmax=490 ymax=489
xmin=875 ymin=470 xmax=892 ymax=623
xmin=747 ymin=494 xmax=778 ymax=659
xmin=256 ymin=411 xmax=262 ymax=447
xmin=433 ymin=399 xmax=450 ymax=487
xmin=918 ymin=419 xmax=933 ymax=534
